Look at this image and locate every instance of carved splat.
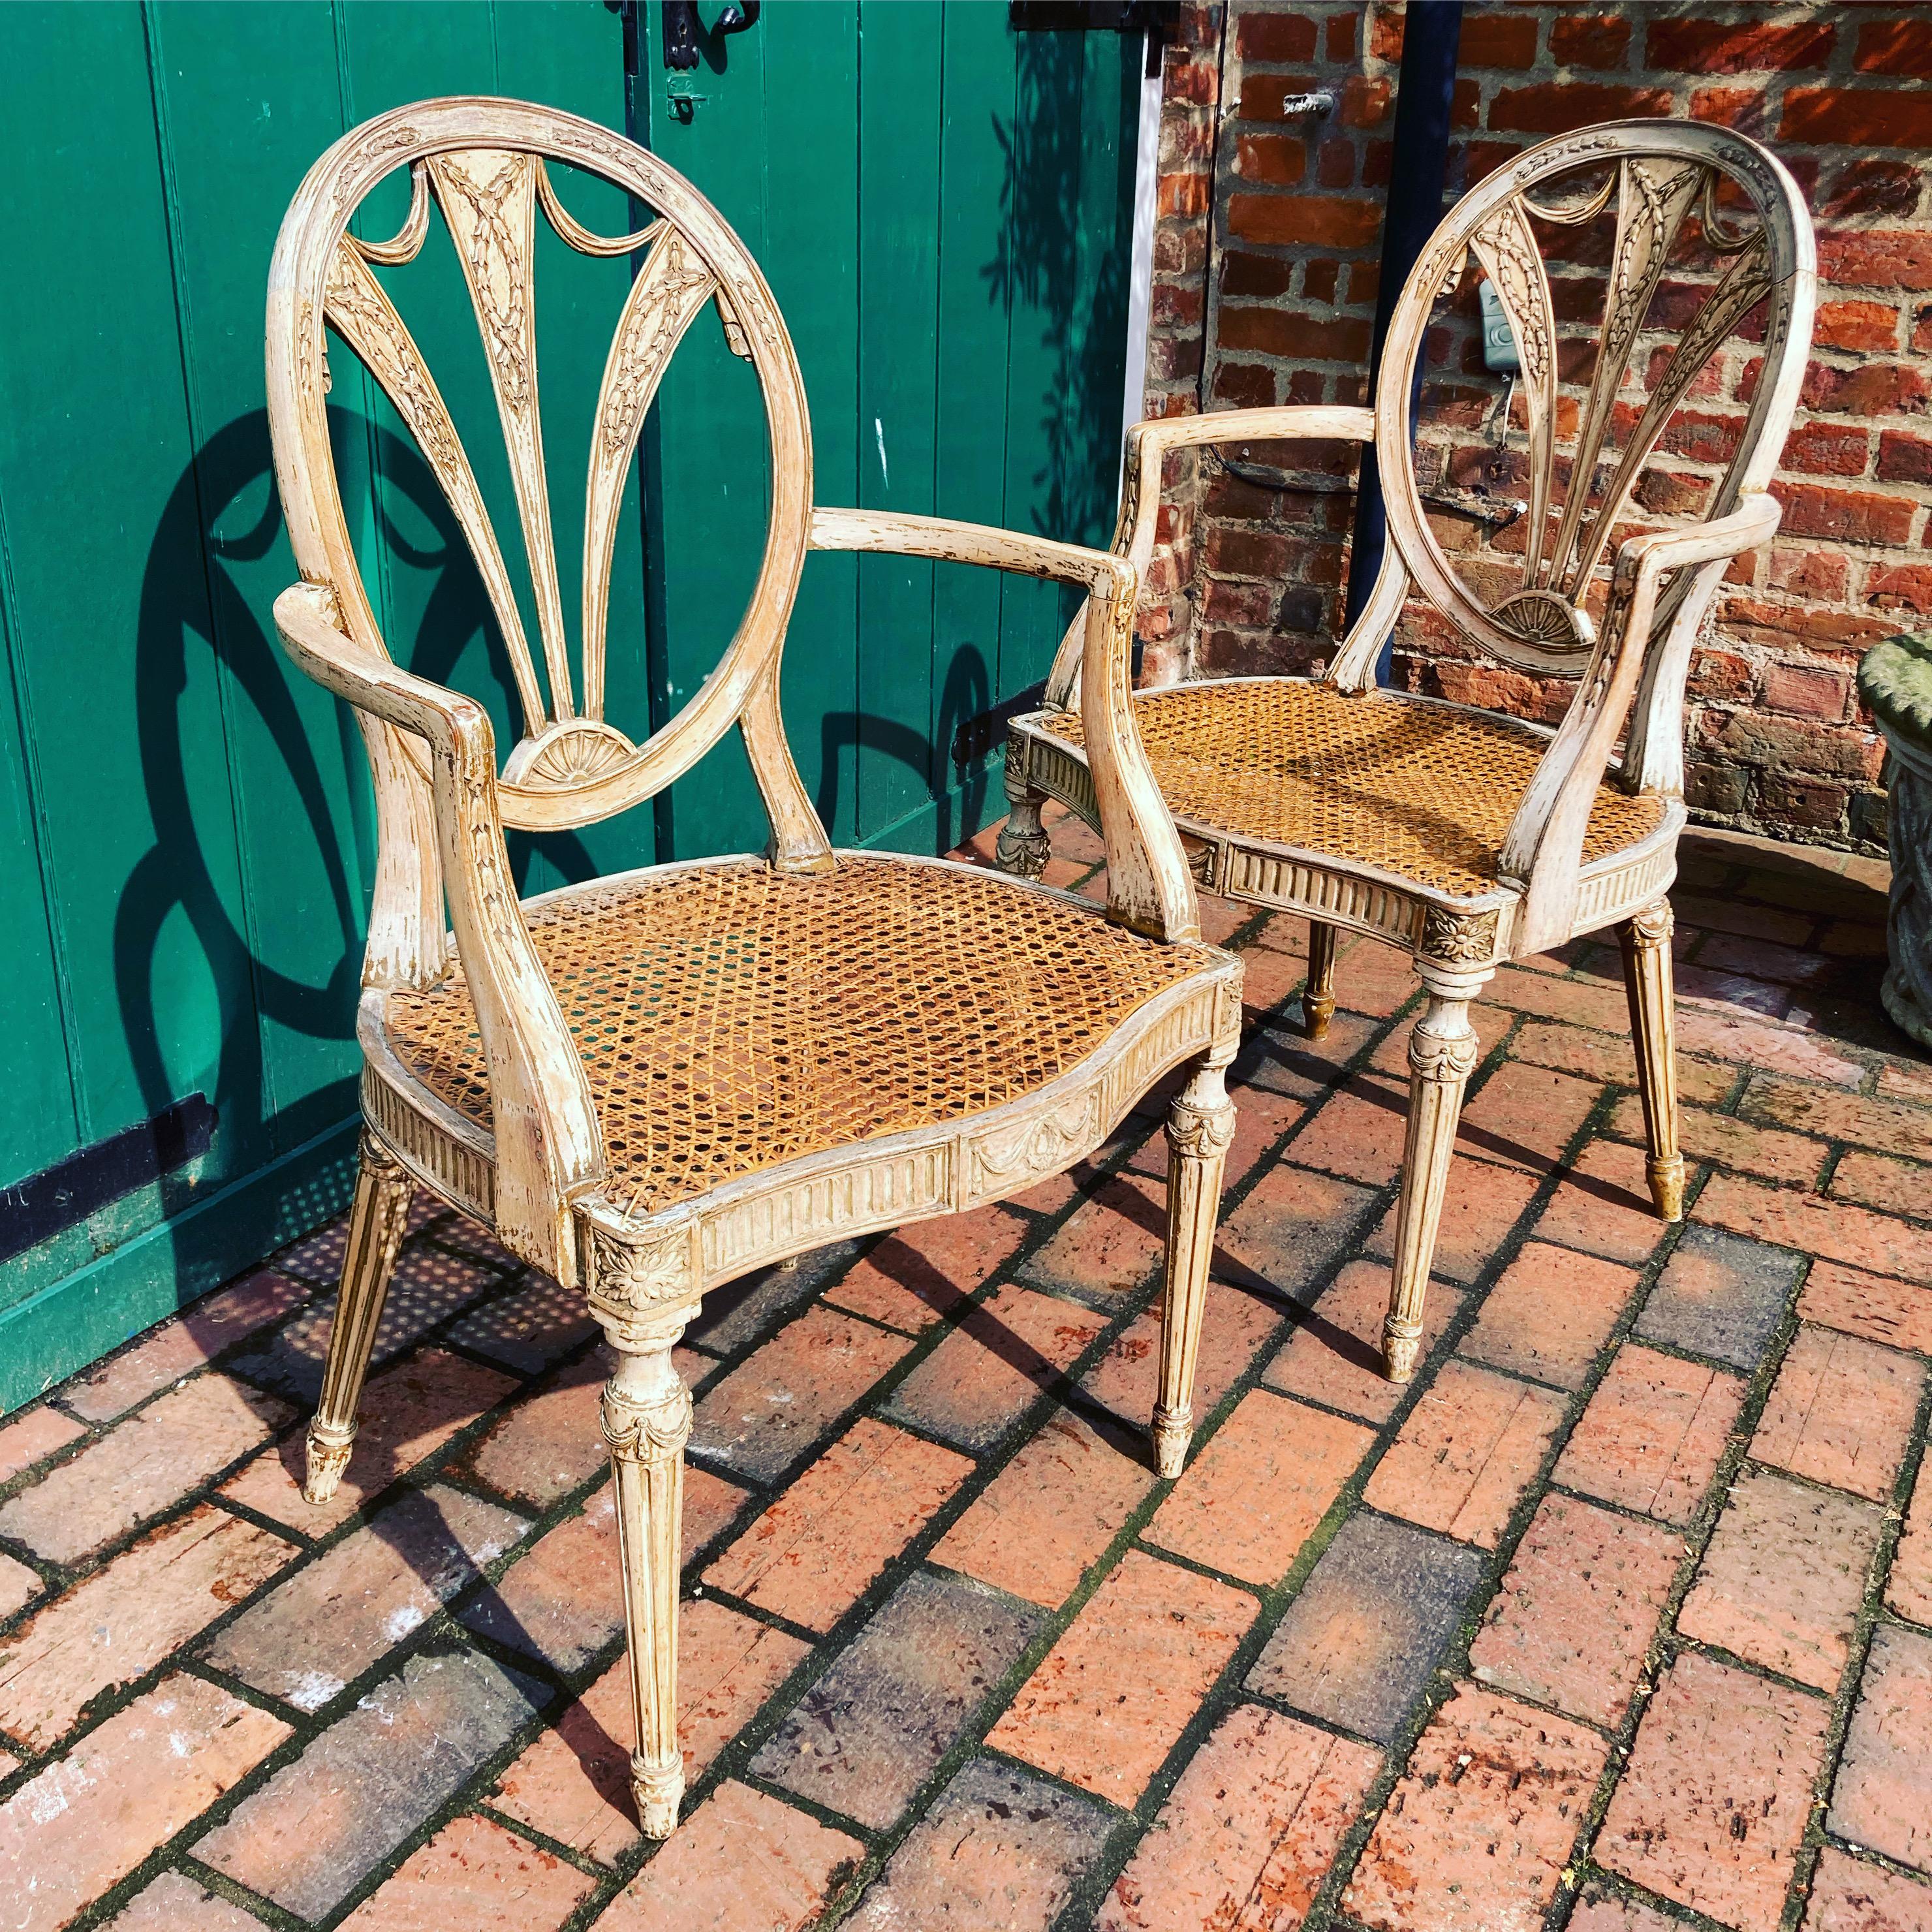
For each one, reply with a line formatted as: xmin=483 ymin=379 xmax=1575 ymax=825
xmin=428 ymin=150 xmax=576 ymax=724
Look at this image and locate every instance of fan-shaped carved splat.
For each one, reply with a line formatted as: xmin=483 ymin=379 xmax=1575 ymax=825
xmin=1468 ymin=198 xmax=1558 ymax=584
xmin=1546 ymin=157 xmax=1707 ymax=601
xmin=323 ymin=243 xmax=550 ymax=734
xmin=427 ymin=150 xmax=576 ymax=724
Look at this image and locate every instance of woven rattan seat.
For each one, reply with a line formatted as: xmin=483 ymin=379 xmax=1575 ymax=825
xmin=385 ymin=856 xmax=1198 ymax=1220
xmin=1040 ymin=680 xmax=1665 ymax=900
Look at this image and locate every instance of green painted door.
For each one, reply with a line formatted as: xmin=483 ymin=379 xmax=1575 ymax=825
xmin=0 ymin=1 xmax=1140 ymax=1409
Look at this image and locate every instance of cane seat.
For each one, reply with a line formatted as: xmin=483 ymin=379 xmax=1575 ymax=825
xmin=1038 ymin=679 xmax=1666 ymax=901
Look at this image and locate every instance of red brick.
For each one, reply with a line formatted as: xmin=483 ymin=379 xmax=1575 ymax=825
xmin=1459 ymin=10 xmax=1539 ymax=68
xmin=450 ymin=1351 xmax=608 ymax=1512
xmin=1025 ymin=1170 xmax=1166 ymax=1300
xmin=842 ymin=1756 xmax=1111 ymax=1929
xmin=1510 ymin=1020 xmax=1734 ymax=1104
xmin=196 ymin=1645 xmax=548 ymax=1921
xmin=1489 ymin=82 xmax=1674 ymax=136
xmin=1234 ymin=132 xmax=1305 ymax=187
xmin=1830 ymin=1626 xmax=1932 ymax=1876
xmin=1288 ymin=1072 xmax=1409 ymax=1185
xmin=491 ymin=1599 xmax=809 ymax=1865
xmin=1482 ymin=965 xmax=1633 ymax=1036
xmin=1471 ymin=1493 xmax=1681 ymax=1728
xmin=1681 ymin=1469 xmax=1884 ymax=1690
xmin=0 ymin=1373 xmax=290 ymax=1565
xmin=1892 ymin=1457 xmax=1932 ymax=1627
xmin=1569 ymin=1895 xmax=1682 ymax=1932
xmin=1226 ymin=193 xmax=1382 ymax=251
xmin=228 ymin=1346 xmax=520 ymax=1532
xmin=1785 ymin=88 xmax=1932 ymax=150
xmin=886 ymin=1283 xmax=1104 ymax=1452
xmin=0 ymin=1404 xmax=84 ymax=1486
xmin=1265 ymin=1259 xmax=1462 ymax=1423
xmin=64 ymin=1269 xmax=311 ymax=1423
xmin=1600 ymin=1651 xmax=1831 ymax=1932
xmin=1754 ymin=1323 xmax=1925 ymax=1501
xmin=1816 ymin=300 xmax=1905 ymax=356
xmin=1672 ymin=1015 xmax=1867 ymax=1095
xmin=1551 ymin=16 xmax=1629 ymax=69
xmin=1235 ymin=9 xmax=1315 ymax=63
xmin=1638 ymin=1225 xmax=1801 ymax=1370
xmin=1743 ymin=1080 xmax=1932 ymax=1162
xmin=1805 ymin=1848 xmax=1932 ymax=1932
xmin=203 ymin=1482 xmax=527 ymax=1711
xmin=753 ymin=1568 xmax=1040 ymax=1829
xmin=989 ymin=1550 xmax=1256 ymax=1805
xmin=1149 ymin=1388 xmax=1372 ymax=1585
xmin=599 ymin=1780 xmax=862 ymax=1930
xmin=1803 ymin=360 xmax=1931 ymax=417
xmin=1345 ymin=1683 xmax=1609 ymax=1932
xmin=932 ymin=1407 xmax=1155 ymax=1609
xmin=1772 ymin=482 xmax=1918 ymax=549
xmin=1609 ymin=1095 xmax=1826 ymax=1188
xmin=1857 ymin=17 xmax=1932 ymax=78
xmin=1365 ymin=1161 xmax=1542 ymax=1284
xmin=1818 ymin=232 xmax=1932 ymax=292
xmin=704 ymin=1416 xmax=969 ymax=1631
xmin=1100 ymin=1705 xmax=1379 ymax=1932
xmin=338 ymin=1813 xmax=595 ymax=1930
xmin=0 ymin=1553 xmax=39 ymax=1623
xmin=1530 ymin=1136 xmax=1685 ymax=1275
xmin=1364 ymin=1360 xmax=1567 ymax=1549
xmin=1461 ymin=1241 xmax=1640 ymax=1390
xmin=1801 ymin=1258 xmax=1932 ymax=1355
xmin=1554 ymin=1343 xmax=1744 ymax=1525
xmin=822 ymin=1207 xmax=1025 ymax=1333
xmin=0 ymin=1674 xmax=288 ymax=1931
xmin=443 ymin=1272 xmax=597 ymax=1374
xmin=463 ymin=1467 xmax=743 ymax=1671
xmin=1081 ymin=1278 xmax=1283 ymax=1436
xmin=1219 ymin=1161 xmax=1381 ymax=1305
xmin=0 ymin=1503 xmax=292 ymax=1749
xmin=1646 ymin=18 xmax=1835 ymax=73
xmin=691 ymin=1305 xmax=914 ymax=1480
xmin=102 ymin=1871 xmax=269 ymax=1930
xmin=1698 ymin=1176 xmax=1932 ymax=1289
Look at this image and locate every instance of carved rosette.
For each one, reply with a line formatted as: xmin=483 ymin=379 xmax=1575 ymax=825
xmin=587 ymin=1223 xmax=700 ymax=1345
xmin=1420 ymin=905 xmax=1502 ymax=967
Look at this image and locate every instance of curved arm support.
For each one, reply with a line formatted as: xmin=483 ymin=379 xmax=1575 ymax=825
xmin=809 ymin=508 xmax=1199 ymax=941
xmin=1501 ymin=493 xmax=1781 ymax=954
xmin=274 ymin=582 xmax=605 ymax=1281
xmin=1043 ymin=406 xmax=1377 ymax=708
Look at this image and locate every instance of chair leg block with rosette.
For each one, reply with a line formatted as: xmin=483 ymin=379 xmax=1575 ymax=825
xmin=266 ymin=98 xmax=1240 ymax=1841
xmin=1005 ymin=119 xmax=1815 ymax=1380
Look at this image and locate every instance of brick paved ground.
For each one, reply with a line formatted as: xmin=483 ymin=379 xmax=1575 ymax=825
xmin=2 ymin=807 xmax=1929 ymax=1931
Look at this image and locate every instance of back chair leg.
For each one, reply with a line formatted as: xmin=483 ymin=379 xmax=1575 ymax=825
xmin=1382 ymin=969 xmax=1488 ymax=1382
xmin=1619 ymin=898 xmax=1685 ymax=1221
xmin=993 ymin=768 xmax=1051 ymax=880
xmin=305 ymin=1131 xmax=414 ymax=1504
xmin=1304 ymin=921 xmax=1339 ymax=1040
xmin=600 ymin=1308 xmax=695 ymax=1839
xmin=1153 ymin=1050 xmax=1238 ymax=1478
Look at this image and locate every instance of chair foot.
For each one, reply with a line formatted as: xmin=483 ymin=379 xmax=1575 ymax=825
xmin=1647 ymin=1154 xmax=1687 ymax=1222
xmin=633 ymin=1753 xmax=685 ymax=1840
xmin=1382 ymin=1315 xmax=1424 ymax=1384
xmin=1151 ymin=1407 xmax=1193 ymax=1480
xmin=303 ymin=1423 xmax=356 ymax=1505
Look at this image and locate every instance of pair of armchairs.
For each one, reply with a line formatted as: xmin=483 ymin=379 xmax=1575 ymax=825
xmin=266 ymin=102 xmax=1811 ymax=1841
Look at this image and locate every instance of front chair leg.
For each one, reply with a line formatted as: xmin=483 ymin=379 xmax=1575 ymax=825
xmin=1619 ymin=899 xmax=1685 ymax=1221
xmin=1304 ymin=921 xmax=1339 ymax=1040
xmin=1383 ymin=974 xmax=1486 ymax=1383
xmin=305 ymin=1131 xmax=413 ymax=1504
xmin=1153 ymin=1053 xmax=1238 ymax=1478
xmin=600 ymin=1312 xmax=695 ymax=1840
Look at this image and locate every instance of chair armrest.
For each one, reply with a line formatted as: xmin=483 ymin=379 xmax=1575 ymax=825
xmin=1501 ymin=493 xmax=1783 ymax=954
xmin=807 ymin=508 xmax=1199 ymax=943
xmin=1042 ymin=406 xmax=1375 ymax=708
xmin=274 ymin=583 xmax=604 ymax=1282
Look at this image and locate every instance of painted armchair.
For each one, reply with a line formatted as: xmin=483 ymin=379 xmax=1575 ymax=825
xmin=1001 ymin=122 xmax=1815 ymax=1380
xmin=266 ymin=98 xmax=1241 ymax=1839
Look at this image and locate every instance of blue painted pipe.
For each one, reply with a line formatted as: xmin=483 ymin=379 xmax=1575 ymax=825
xmin=1341 ymin=0 xmax=1465 ymax=683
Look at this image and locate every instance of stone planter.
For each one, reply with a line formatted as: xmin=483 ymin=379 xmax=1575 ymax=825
xmin=1860 ymin=630 xmax=1932 ymax=1050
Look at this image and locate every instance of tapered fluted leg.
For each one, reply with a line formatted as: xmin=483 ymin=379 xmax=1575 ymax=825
xmin=305 ymin=1132 xmax=413 ymax=1504
xmin=601 ymin=1316 xmax=694 ymax=1839
xmin=1153 ymin=1054 xmax=1238 ymax=1478
xmin=994 ymin=768 xmax=1051 ymax=880
xmin=1304 ymin=921 xmax=1339 ymax=1040
xmin=1383 ymin=974 xmax=1486 ymax=1382
xmin=1619 ymin=898 xmax=1685 ymax=1221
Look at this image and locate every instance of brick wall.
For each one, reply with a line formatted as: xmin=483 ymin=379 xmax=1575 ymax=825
xmin=1140 ymin=2 xmax=1932 ymax=853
